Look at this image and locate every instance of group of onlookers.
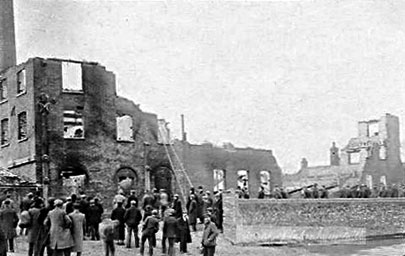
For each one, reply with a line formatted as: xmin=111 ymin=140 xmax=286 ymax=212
xmin=0 ymin=186 xmax=223 ymax=256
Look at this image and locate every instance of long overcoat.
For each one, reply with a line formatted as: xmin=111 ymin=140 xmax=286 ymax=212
xmin=188 ymin=199 xmax=198 ymax=225
xmin=69 ymin=211 xmax=86 ymax=252
xmin=45 ymin=207 xmax=74 ymax=250
xmin=0 ymin=207 xmax=18 ymax=239
xmin=27 ymin=207 xmax=42 ymax=243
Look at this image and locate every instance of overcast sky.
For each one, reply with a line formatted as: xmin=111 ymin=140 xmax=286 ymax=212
xmin=14 ymin=0 xmax=405 ymax=173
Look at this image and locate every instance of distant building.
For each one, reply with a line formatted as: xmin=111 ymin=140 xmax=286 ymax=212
xmin=172 ymin=139 xmax=283 ymax=198
xmin=284 ymin=113 xmax=405 ymax=190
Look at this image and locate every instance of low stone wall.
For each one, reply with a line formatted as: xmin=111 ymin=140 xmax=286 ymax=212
xmin=222 ymin=191 xmax=405 ymax=245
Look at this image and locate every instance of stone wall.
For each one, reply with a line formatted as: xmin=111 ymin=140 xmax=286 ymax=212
xmin=223 ymin=191 xmax=405 ymax=245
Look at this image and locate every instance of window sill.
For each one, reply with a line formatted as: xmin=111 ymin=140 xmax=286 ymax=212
xmin=62 ymin=89 xmax=84 ymax=94
xmin=0 ymin=143 xmax=10 ymax=148
xmin=16 ymin=90 xmax=27 ymax=97
xmin=18 ymin=137 xmax=28 ymax=143
xmin=0 ymin=99 xmax=8 ymax=105
xmin=117 ymin=139 xmax=135 ymax=143
xmin=64 ymin=137 xmax=85 ymax=140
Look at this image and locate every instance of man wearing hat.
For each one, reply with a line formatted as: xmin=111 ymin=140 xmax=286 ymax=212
xmin=126 ymin=190 xmax=138 ymax=209
xmin=44 ymin=199 xmax=74 ymax=256
xmin=163 ymin=209 xmax=178 ymax=256
xmin=201 ymin=214 xmax=219 ymax=256
xmin=140 ymin=210 xmax=159 ymax=256
xmin=177 ymin=210 xmax=192 ymax=254
xmin=87 ymin=199 xmax=102 ymax=240
xmin=171 ymin=194 xmax=182 ymax=219
xmin=123 ymin=200 xmax=142 ymax=248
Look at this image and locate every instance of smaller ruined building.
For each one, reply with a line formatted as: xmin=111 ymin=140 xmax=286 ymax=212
xmin=172 ymin=139 xmax=283 ymax=199
xmin=284 ymin=113 xmax=405 ymax=190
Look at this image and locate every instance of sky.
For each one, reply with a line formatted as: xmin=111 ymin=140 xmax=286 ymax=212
xmin=13 ymin=0 xmax=405 ymax=173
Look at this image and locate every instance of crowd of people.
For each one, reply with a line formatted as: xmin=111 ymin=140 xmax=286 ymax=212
xmin=0 ymin=185 xmax=223 ymax=256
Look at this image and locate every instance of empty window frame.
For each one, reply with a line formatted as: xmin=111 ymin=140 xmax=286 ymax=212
xmin=63 ymin=110 xmax=84 ymax=138
xmin=379 ymin=145 xmax=386 ymax=160
xmin=260 ymin=170 xmax=271 ymax=195
xmin=0 ymin=79 xmax=7 ymax=101
xmin=62 ymin=62 xmax=83 ymax=91
xmin=116 ymin=115 xmax=134 ymax=141
xmin=17 ymin=112 xmax=27 ymax=140
xmin=349 ymin=152 xmax=360 ymax=164
xmin=17 ymin=69 xmax=26 ymax=94
xmin=213 ymin=169 xmax=225 ymax=192
xmin=368 ymin=122 xmax=379 ymax=137
xmin=237 ymin=170 xmax=249 ymax=191
xmin=1 ymin=118 xmax=9 ymax=145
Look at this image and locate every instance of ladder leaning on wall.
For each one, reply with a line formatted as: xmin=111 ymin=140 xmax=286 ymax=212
xmin=158 ymin=129 xmax=193 ymax=206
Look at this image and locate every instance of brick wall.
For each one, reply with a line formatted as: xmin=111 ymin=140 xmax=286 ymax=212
xmin=223 ymin=190 xmax=405 ymax=245
xmin=174 ymin=141 xmax=283 ymax=198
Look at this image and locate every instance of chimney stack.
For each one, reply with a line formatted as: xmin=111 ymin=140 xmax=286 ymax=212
xmin=0 ymin=0 xmax=17 ymax=72
xmin=181 ymin=114 xmax=187 ymax=142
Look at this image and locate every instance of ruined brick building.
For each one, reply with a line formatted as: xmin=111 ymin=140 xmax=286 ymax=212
xmin=0 ymin=0 xmax=283 ymax=201
xmin=283 ymin=113 xmax=405 ymax=190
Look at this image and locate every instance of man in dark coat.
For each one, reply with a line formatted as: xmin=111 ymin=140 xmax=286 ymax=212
xmin=201 ymin=215 xmax=219 ymax=256
xmin=140 ymin=210 xmax=159 ymax=256
xmin=110 ymin=201 xmax=126 ymax=245
xmin=188 ymin=194 xmax=198 ymax=232
xmin=123 ymin=200 xmax=142 ymax=248
xmin=87 ymin=199 xmax=102 ymax=240
xmin=37 ymin=197 xmax=55 ymax=256
xmin=171 ymin=194 xmax=182 ymax=219
xmin=177 ymin=210 xmax=191 ymax=254
xmin=0 ymin=200 xmax=18 ymax=253
xmin=196 ymin=186 xmax=205 ymax=223
xmin=27 ymin=199 xmax=44 ymax=256
xmin=163 ymin=210 xmax=178 ymax=256
xmin=141 ymin=190 xmax=154 ymax=211
xmin=126 ymin=190 xmax=138 ymax=209
xmin=212 ymin=193 xmax=223 ymax=232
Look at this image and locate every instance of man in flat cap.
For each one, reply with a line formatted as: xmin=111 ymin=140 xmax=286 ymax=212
xmin=44 ymin=199 xmax=74 ymax=256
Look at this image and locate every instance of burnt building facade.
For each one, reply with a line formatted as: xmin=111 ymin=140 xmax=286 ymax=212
xmin=172 ymin=139 xmax=283 ymax=198
xmin=284 ymin=113 xmax=405 ymax=190
xmin=0 ymin=57 xmax=173 ymax=199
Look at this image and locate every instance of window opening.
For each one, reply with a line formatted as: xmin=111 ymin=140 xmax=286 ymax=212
xmin=1 ymin=119 xmax=9 ymax=145
xmin=17 ymin=112 xmax=27 ymax=140
xmin=17 ymin=69 xmax=26 ymax=94
xmin=62 ymin=62 xmax=82 ymax=91
xmin=63 ymin=110 xmax=84 ymax=138
xmin=0 ymin=79 xmax=7 ymax=100
xmin=213 ymin=169 xmax=225 ymax=192
xmin=260 ymin=171 xmax=271 ymax=195
xmin=116 ymin=115 xmax=133 ymax=141
xmin=237 ymin=170 xmax=249 ymax=191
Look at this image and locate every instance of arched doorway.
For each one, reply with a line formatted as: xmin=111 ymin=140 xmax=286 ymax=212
xmin=153 ymin=166 xmax=173 ymax=195
xmin=115 ymin=167 xmax=139 ymax=194
xmin=60 ymin=165 xmax=88 ymax=195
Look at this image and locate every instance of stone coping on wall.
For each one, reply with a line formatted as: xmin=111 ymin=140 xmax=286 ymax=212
xmin=223 ymin=192 xmax=405 ymax=245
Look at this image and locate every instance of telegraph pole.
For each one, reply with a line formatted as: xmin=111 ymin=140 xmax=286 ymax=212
xmin=38 ymin=93 xmax=55 ymax=200
xmin=143 ymin=141 xmax=151 ymax=191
